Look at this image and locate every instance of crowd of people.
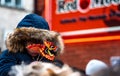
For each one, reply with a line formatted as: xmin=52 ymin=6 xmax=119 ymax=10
xmin=85 ymin=57 xmax=120 ymax=76
xmin=7 ymin=57 xmax=120 ymax=76
xmin=0 ymin=14 xmax=119 ymax=76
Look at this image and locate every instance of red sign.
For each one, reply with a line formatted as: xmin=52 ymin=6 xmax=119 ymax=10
xmin=45 ymin=0 xmax=120 ymax=43
xmin=45 ymin=0 xmax=120 ymax=32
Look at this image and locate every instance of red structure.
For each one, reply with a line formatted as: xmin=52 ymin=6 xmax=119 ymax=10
xmin=35 ymin=0 xmax=120 ymax=70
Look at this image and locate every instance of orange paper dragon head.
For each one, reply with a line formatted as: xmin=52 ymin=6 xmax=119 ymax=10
xmin=26 ymin=40 xmax=57 ymax=61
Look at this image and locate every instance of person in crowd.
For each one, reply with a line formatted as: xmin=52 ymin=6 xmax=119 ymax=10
xmin=9 ymin=61 xmax=82 ymax=76
xmin=0 ymin=14 xmax=64 ymax=76
xmin=110 ymin=56 xmax=120 ymax=76
xmin=85 ymin=59 xmax=108 ymax=76
xmin=90 ymin=57 xmax=120 ymax=76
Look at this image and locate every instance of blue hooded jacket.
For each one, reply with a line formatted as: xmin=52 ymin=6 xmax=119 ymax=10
xmin=0 ymin=14 xmax=53 ymax=76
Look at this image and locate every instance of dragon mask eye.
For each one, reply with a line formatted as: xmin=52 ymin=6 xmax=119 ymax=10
xmin=26 ymin=40 xmax=57 ymax=61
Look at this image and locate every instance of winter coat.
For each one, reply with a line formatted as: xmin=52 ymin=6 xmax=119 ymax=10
xmin=0 ymin=14 xmax=64 ymax=76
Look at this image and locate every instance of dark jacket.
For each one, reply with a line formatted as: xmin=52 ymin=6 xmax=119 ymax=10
xmin=0 ymin=14 xmax=64 ymax=76
xmin=0 ymin=50 xmax=33 ymax=76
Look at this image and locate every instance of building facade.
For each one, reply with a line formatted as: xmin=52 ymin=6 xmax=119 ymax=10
xmin=0 ymin=0 xmax=34 ymax=51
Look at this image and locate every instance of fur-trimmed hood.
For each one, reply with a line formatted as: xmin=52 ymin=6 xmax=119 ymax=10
xmin=6 ymin=27 xmax=64 ymax=55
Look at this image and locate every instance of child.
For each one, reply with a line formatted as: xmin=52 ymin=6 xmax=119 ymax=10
xmin=0 ymin=14 xmax=64 ymax=76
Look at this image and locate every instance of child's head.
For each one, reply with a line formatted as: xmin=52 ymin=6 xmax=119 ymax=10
xmin=6 ymin=27 xmax=64 ymax=61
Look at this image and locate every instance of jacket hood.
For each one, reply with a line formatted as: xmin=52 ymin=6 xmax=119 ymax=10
xmin=6 ymin=27 xmax=64 ymax=55
xmin=16 ymin=14 xmax=50 ymax=30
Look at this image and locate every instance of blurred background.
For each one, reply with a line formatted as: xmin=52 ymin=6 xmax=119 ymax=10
xmin=0 ymin=0 xmax=120 ymax=70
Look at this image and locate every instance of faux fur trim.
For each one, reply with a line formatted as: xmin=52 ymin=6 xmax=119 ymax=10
xmin=6 ymin=27 xmax=64 ymax=55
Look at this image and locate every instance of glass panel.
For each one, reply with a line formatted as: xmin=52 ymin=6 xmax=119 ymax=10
xmin=5 ymin=0 xmax=12 ymax=6
xmin=15 ymin=0 xmax=21 ymax=8
xmin=5 ymin=0 xmax=11 ymax=3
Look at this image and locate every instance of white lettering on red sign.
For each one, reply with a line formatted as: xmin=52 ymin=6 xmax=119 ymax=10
xmin=56 ymin=0 xmax=120 ymax=14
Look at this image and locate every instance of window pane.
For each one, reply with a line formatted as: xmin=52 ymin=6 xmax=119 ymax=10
xmin=5 ymin=0 xmax=12 ymax=6
xmin=0 ymin=0 xmax=22 ymax=8
xmin=5 ymin=0 xmax=11 ymax=3
xmin=15 ymin=0 xmax=21 ymax=8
